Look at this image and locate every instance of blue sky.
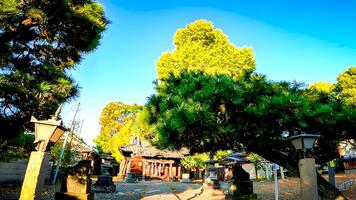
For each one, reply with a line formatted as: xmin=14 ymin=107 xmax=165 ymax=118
xmin=63 ymin=0 xmax=356 ymax=146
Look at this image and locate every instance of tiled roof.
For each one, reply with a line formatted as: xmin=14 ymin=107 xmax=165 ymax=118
xmin=120 ymin=144 xmax=189 ymax=158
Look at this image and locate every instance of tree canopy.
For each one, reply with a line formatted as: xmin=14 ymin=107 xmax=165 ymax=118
xmin=157 ymin=20 xmax=255 ymax=81
xmin=145 ymin=20 xmax=356 ymax=199
xmin=94 ymin=102 xmax=141 ymax=162
xmin=334 ymin=66 xmax=356 ymax=106
xmin=0 ymin=0 xmax=108 ymax=138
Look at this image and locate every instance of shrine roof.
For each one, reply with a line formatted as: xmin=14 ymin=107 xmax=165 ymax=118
xmin=120 ymin=144 xmax=189 ymax=158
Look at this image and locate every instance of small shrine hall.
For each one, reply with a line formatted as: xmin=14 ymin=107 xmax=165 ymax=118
xmin=118 ymin=136 xmax=189 ymax=180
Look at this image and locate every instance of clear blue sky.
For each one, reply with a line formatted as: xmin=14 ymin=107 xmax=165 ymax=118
xmin=63 ymin=0 xmax=356 ymax=146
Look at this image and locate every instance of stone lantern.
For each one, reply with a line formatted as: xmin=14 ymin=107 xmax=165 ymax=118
xmin=205 ymin=158 xmax=220 ymax=189
xmin=20 ymin=107 xmax=66 ymax=200
xmin=289 ymin=133 xmax=320 ymax=200
xmin=31 ymin=116 xmax=66 ymax=152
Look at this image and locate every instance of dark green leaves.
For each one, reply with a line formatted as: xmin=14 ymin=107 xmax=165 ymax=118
xmin=0 ymin=0 xmax=108 ymax=138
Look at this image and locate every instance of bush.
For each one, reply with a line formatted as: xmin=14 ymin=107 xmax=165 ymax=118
xmin=0 ymin=134 xmax=35 ymax=162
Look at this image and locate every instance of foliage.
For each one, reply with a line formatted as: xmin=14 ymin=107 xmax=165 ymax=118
xmin=334 ymin=67 xmax=356 ymax=106
xmin=157 ymin=20 xmax=255 ymax=81
xmin=308 ymin=82 xmax=333 ymax=93
xmin=247 ymin=153 xmax=265 ymax=171
xmin=309 ymin=67 xmax=356 ymax=106
xmin=50 ymin=140 xmax=72 ymax=168
xmin=0 ymin=133 xmax=34 ymax=161
xmin=180 ymin=153 xmax=209 ymax=170
xmin=145 ymin=20 xmax=356 ymax=199
xmin=93 ymin=102 xmax=141 ymax=162
xmin=0 ymin=0 xmax=108 ymax=138
xmin=180 ymin=150 xmax=231 ymax=170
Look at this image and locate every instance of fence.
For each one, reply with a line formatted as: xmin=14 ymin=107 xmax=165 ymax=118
xmin=337 ymin=179 xmax=356 ymax=191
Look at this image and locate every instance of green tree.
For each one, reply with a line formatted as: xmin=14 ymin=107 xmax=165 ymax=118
xmin=50 ymin=139 xmax=72 ymax=168
xmin=180 ymin=150 xmax=231 ymax=171
xmin=334 ymin=67 xmax=356 ymax=106
xmin=94 ymin=102 xmax=141 ymax=161
xmin=145 ymin=20 xmax=355 ymax=199
xmin=0 ymin=0 xmax=108 ymax=138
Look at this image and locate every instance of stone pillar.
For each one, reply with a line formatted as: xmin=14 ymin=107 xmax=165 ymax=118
xmin=158 ymin=163 xmax=161 ymax=176
xmin=265 ymin=164 xmax=269 ymax=180
xmin=20 ymin=152 xmax=50 ymax=200
xmin=299 ymin=158 xmax=318 ymax=200
xmin=280 ymin=166 xmax=285 ymax=180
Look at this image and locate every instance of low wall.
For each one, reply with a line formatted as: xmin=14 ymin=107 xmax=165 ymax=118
xmin=0 ymin=158 xmax=51 ymax=185
xmin=0 ymin=159 xmax=28 ymax=184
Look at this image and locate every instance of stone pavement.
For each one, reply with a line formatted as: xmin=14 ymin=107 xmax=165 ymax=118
xmin=96 ymin=180 xmax=226 ymax=200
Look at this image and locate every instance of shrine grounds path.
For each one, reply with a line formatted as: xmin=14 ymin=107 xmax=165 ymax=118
xmin=1 ymin=176 xmax=356 ymax=199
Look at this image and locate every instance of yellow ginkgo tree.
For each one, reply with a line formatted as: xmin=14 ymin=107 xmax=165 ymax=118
xmin=94 ymin=102 xmax=140 ymax=161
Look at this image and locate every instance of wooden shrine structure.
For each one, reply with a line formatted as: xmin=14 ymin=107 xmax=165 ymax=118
xmin=118 ymin=137 xmax=189 ymax=180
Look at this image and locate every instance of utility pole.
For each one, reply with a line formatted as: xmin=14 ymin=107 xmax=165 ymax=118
xmin=72 ymin=119 xmax=84 ymax=164
xmin=52 ymin=103 xmax=80 ymax=184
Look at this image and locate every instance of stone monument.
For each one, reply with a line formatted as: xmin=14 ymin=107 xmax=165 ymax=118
xmin=55 ymin=160 xmax=94 ymax=200
xmin=124 ymin=172 xmax=137 ymax=183
xmin=231 ymin=164 xmax=257 ymax=200
xmin=92 ymin=164 xmax=116 ymax=193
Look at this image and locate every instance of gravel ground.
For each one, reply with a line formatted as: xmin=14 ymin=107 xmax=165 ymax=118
xmin=1 ymin=176 xmax=356 ymax=200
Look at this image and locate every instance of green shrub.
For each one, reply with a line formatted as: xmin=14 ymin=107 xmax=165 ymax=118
xmin=0 ymin=134 xmax=35 ymax=161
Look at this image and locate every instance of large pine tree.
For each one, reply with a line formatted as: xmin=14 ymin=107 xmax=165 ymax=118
xmin=146 ymin=20 xmax=356 ymax=199
xmin=0 ymin=0 xmax=108 ymax=138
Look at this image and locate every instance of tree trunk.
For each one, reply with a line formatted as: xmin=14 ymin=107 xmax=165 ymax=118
xmin=246 ymin=145 xmax=347 ymax=199
xmin=317 ymin=173 xmax=346 ymax=200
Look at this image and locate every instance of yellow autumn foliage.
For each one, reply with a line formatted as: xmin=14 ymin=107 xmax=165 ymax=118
xmin=157 ymin=20 xmax=255 ymax=80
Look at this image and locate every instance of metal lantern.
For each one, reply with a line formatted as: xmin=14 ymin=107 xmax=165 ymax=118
xmin=289 ymin=133 xmax=320 ymax=151
xmin=31 ymin=116 xmax=67 ymax=152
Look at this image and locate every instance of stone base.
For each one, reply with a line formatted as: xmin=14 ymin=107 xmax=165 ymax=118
xmin=92 ymin=185 xmax=116 ymax=193
xmin=124 ymin=178 xmax=136 ymax=183
xmin=180 ymin=178 xmax=192 ymax=183
xmin=204 ymin=178 xmax=220 ymax=189
xmin=55 ymin=192 xmax=94 ymax=200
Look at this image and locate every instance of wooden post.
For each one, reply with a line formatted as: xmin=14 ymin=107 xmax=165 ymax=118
xmin=127 ymin=158 xmax=132 ymax=173
xmin=150 ymin=162 xmax=153 ymax=176
xmin=169 ymin=162 xmax=173 ymax=181
xmin=178 ymin=165 xmax=181 ymax=179
xmin=142 ymin=159 xmax=145 ymax=181
xmin=155 ymin=161 xmax=158 ymax=176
